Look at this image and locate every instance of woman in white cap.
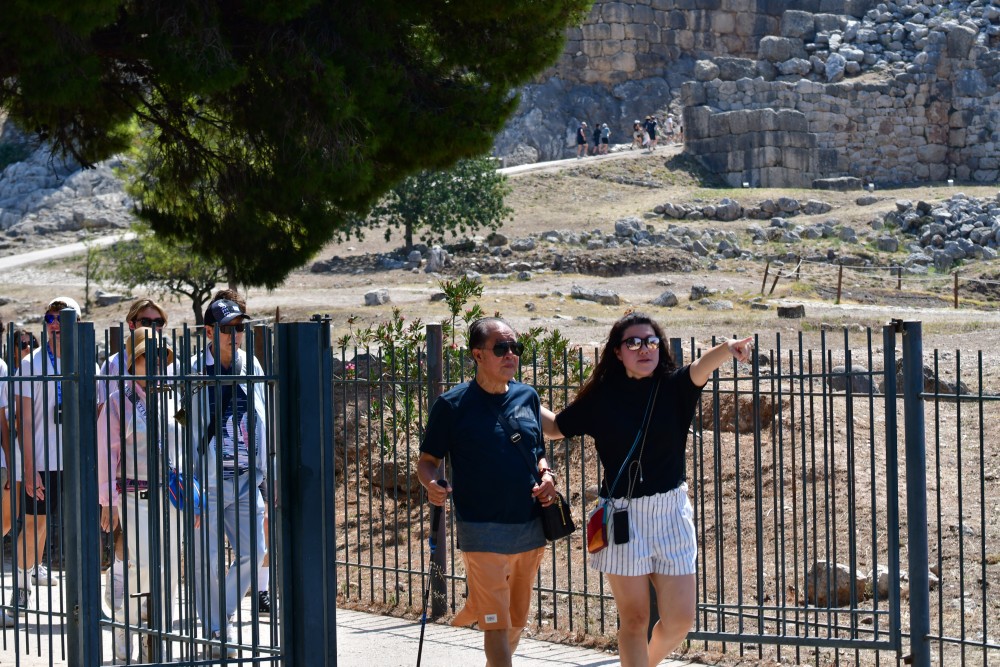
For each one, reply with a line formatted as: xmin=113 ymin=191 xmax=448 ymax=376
xmin=98 ymin=327 xmax=191 ymax=661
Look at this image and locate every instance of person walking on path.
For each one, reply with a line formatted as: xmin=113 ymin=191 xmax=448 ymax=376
xmin=417 ymin=317 xmax=558 ymax=667
xmin=189 ymin=298 xmax=268 ymax=659
xmin=10 ymin=296 xmax=87 ymax=614
xmin=576 ymin=122 xmax=589 ymax=158
xmin=631 ymin=120 xmax=643 ymax=150
xmin=600 ymin=123 xmax=611 ymax=154
xmin=592 ymin=124 xmax=601 ymax=155
xmin=644 ymin=115 xmax=659 ymax=152
xmin=97 ymin=327 xmax=186 ymax=662
xmin=541 ymin=312 xmax=752 ymax=667
xmin=97 ymin=297 xmax=173 ymax=619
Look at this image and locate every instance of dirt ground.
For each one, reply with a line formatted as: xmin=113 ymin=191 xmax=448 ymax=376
xmin=4 ymin=145 xmax=1000 ymax=361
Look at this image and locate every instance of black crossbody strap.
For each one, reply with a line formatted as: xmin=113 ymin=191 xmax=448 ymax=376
xmin=482 ymin=396 xmax=543 ymax=486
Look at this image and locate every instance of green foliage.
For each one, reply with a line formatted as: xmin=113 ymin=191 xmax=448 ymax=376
xmin=1 ymin=0 xmax=590 ymax=286
xmin=343 ymin=156 xmax=513 ymax=250
xmin=0 ymin=142 xmax=32 ymax=171
xmin=99 ymin=223 xmax=227 ymax=323
xmin=438 ymin=275 xmax=485 ymax=348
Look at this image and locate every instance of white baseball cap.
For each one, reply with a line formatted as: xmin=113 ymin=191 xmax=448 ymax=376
xmin=46 ymin=296 xmax=82 ymax=319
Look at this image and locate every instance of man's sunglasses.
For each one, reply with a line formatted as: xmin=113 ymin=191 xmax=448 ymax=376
xmin=485 ymin=341 xmax=524 ymax=357
xmin=135 ymin=317 xmax=166 ymax=329
xmin=218 ymin=323 xmax=246 ymax=334
xmin=621 ymin=336 xmax=660 ymax=351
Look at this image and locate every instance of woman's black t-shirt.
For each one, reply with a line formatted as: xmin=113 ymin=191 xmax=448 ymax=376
xmin=556 ymin=366 xmax=704 ymax=499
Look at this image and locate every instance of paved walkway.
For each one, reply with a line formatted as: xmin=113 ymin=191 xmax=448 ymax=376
xmin=1 ymin=593 xmax=695 ymax=666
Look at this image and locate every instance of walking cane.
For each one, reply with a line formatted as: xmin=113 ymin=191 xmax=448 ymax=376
xmin=416 ymin=479 xmax=447 ymax=667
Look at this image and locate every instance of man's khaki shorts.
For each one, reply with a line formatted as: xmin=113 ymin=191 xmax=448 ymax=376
xmin=452 ymin=547 xmax=545 ymax=631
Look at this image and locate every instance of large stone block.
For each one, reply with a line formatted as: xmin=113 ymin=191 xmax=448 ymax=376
xmin=708 ymin=113 xmax=731 ymax=136
xmin=603 ymin=39 xmax=623 ymax=56
xmin=726 ymin=110 xmax=750 ymax=134
xmin=582 ymin=40 xmax=604 ymax=58
xmin=717 ymin=57 xmax=757 ymax=80
xmin=917 ymin=144 xmax=948 ymax=163
xmin=632 ymin=4 xmax=654 ymax=23
xmin=776 ymin=108 xmax=809 ymax=132
xmin=582 ymin=22 xmax=613 ymax=41
xmin=947 ymin=25 xmax=978 ymax=59
xmin=610 ymin=23 xmax=625 ymax=40
xmin=685 ymin=106 xmax=713 ymax=140
xmin=602 ymin=2 xmax=632 ymax=23
xmin=609 ymin=50 xmax=637 ymax=72
xmin=782 ymin=147 xmax=814 ymax=171
xmin=759 ymin=36 xmax=805 ymax=62
xmin=667 ymin=10 xmax=687 ymax=30
xmin=694 ymin=60 xmax=720 ymax=81
xmin=681 ymin=80 xmax=708 ymax=105
xmin=713 ymin=12 xmax=736 ymax=33
xmin=782 ymin=10 xmax=816 ymax=40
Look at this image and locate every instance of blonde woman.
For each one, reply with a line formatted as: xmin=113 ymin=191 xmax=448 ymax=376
xmin=98 ymin=328 xmax=190 ymax=661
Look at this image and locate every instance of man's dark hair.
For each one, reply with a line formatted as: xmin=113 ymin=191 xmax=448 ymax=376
xmin=468 ymin=317 xmax=513 ymax=352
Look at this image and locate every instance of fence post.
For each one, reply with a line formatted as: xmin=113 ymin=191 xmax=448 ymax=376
xmin=760 ymin=261 xmax=770 ymax=295
xmin=62 ymin=311 xmax=102 ymax=666
xmin=835 ymin=262 xmax=844 ymax=304
xmin=901 ymin=321 xmax=930 ymax=667
xmin=277 ymin=321 xmax=337 ymax=667
xmin=953 ymin=272 xmax=959 ymax=309
xmin=882 ymin=325 xmax=903 ymax=651
xmin=426 ymin=324 xmax=447 ymax=618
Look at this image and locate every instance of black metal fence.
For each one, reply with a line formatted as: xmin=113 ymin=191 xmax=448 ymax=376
xmin=334 ymin=322 xmax=999 ymax=667
xmin=0 ymin=315 xmax=339 ymax=666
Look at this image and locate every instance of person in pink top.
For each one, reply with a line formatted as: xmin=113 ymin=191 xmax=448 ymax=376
xmin=97 ymin=327 xmax=187 ymax=662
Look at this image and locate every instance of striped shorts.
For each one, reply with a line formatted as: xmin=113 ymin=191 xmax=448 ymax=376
xmin=589 ymin=483 xmax=697 ymax=577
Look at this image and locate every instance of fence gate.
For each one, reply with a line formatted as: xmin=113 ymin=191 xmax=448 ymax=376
xmin=1 ymin=316 xmax=338 ymax=667
xmin=684 ymin=324 xmax=914 ymax=662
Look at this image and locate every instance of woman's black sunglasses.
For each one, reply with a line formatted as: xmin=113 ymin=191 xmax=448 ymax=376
xmin=136 ymin=317 xmax=167 ymax=329
xmin=621 ymin=336 xmax=660 ymax=351
xmin=486 ymin=341 xmax=524 ymax=357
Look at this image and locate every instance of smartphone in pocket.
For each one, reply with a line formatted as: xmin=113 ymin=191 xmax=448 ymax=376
xmin=612 ymin=510 xmax=629 ymax=544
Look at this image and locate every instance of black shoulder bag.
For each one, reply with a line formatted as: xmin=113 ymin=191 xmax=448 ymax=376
xmin=485 ymin=399 xmax=577 ymax=542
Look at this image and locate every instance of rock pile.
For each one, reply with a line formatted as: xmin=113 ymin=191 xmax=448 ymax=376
xmin=0 ymin=142 xmax=134 ymax=236
xmin=752 ymin=2 xmax=997 ymax=85
xmin=886 ymin=193 xmax=1000 ymax=272
xmin=655 ymin=197 xmax=832 ymax=221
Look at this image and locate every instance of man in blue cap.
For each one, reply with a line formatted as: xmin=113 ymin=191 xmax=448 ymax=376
xmin=188 ymin=298 xmax=268 ymax=659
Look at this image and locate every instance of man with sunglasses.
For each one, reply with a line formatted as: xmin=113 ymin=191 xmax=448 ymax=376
xmin=417 ymin=317 xmax=557 ymax=667
xmin=188 ymin=298 xmax=268 ymax=659
xmin=10 ymin=297 xmax=85 ymax=615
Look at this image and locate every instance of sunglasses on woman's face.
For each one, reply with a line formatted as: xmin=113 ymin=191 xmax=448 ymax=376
xmin=136 ymin=317 xmax=166 ymax=329
xmin=621 ymin=336 xmax=660 ymax=351
xmin=486 ymin=341 xmax=524 ymax=357
xmin=20 ymin=340 xmax=33 ymax=349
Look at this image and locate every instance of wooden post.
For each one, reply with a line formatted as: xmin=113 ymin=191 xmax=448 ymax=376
xmin=795 ymin=260 xmax=802 ymax=282
xmin=768 ymin=271 xmax=782 ymax=295
xmin=761 ymin=261 xmax=770 ymax=295
xmin=897 ymin=266 xmax=902 ymax=291
xmin=954 ymin=272 xmax=959 ymax=309
xmin=835 ymin=263 xmax=844 ymax=305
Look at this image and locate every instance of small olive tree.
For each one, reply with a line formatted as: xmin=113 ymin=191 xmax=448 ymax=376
xmin=344 ymin=155 xmax=513 ymax=251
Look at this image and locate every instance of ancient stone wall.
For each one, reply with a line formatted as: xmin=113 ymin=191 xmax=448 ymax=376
xmin=682 ymin=22 xmax=1000 ymax=187
xmin=542 ymin=0 xmax=870 ymax=86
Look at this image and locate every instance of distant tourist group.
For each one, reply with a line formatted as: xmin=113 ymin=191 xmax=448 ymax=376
xmin=576 ymin=114 xmax=682 ymax=158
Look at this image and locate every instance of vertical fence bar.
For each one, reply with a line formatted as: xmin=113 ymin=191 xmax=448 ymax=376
xmin=426 ymin=324 xmax=447 ymax=619
xmin=881 ymin=326 xmax=902 ymax=651
xmin=278 ymin=321 xmax=337 ymax=667
xmin=901 ymin=321 xmax=930 ymax=667
xmin=63 ymin=311 xmax=101 ymax=666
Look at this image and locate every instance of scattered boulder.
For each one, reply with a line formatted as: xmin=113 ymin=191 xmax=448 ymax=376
xmin=570 ymin=285 xmax=620 ymax=306
xmin=805 ymin=560 xmax=866 ymax=607
xmin=777 ymin=304 xmax=806 ymax=318
xmin=827 ymin=364 xmax=875 ymax=393
xmin=364 ymin=289 xmax=390 ymax=306
xmin=650 ymin=291 xmax=678 ymax=307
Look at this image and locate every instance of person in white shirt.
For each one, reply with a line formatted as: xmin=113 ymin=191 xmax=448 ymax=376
xmin=97 ymin=297 xmax=172 ymax=619
xmin=98 ymin=327 xmax=185 ymax=662
xmin=11 ymin=296 xmax=83 ymax=613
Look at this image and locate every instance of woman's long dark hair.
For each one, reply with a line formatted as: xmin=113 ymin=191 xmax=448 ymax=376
xmin=575 ymin=312 xmax=676 ymax=403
